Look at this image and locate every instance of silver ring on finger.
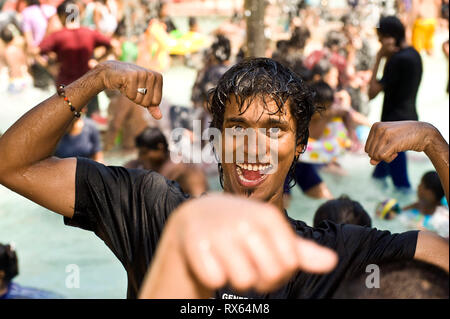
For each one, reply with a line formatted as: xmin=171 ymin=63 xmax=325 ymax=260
xmin=137 ymin=88 xmax=147 ymax=95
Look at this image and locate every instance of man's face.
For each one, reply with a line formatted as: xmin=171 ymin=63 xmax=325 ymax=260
xmin=377 ymin=33 xmax=398 ymax=52
xmin=220 ymin=96 xmax=303 ymax=202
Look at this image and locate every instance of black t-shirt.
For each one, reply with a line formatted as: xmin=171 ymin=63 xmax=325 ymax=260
xmin=65 ymin=158 xmax=419 ymax=299
xmin=379 ymin=46 xmax=422 ymax=122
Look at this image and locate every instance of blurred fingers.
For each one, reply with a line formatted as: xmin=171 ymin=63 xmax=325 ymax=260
xmin=141 ymin=72 xmax=155 ymax=107
xmin=214 ymin=236 xmax=258 ymax=293
xmin=295 ymin=238 xmax=338 ymax=273
xmin=241 ymin=230 xmax=288 ymax=293
xmin=147 ymin=106 xmax=162 ymax=120
xmin=183 ymin=238 xmax=227 ymax=291
xmin=258 ymin=218 xmax=299 ymax=275
xmin=151 ymin=72 xmax=163 ymax=106
xmin=124 ymin=71 xmax=138 ymax=102
xmin=145 ymin=72 xmax=163 ymax=119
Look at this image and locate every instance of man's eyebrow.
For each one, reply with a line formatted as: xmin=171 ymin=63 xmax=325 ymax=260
xmin=266 ymin=118 xmax=289 ymax=126
xmin=224 ymin=117 xmax=247 ymax=124
xmin=224 ymin=117 xmax=289 ymax=126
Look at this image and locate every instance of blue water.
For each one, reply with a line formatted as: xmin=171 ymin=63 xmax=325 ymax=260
xmin=0 ymin=26 xmax=448 ymax=298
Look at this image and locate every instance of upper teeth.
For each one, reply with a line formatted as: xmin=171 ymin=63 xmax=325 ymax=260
xmin=237 ymin=163 xmax=271 ymax=171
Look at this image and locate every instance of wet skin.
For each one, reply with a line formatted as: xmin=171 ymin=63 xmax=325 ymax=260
xmin=221 ymin=96 xmax=304 ymax=211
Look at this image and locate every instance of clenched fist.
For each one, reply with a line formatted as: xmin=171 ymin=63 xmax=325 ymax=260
xmin=139 ymin=194 xmax=338 ymax=299
xmin=365 ymin=121 xmax=440 ymax=165
xmin=98 ymin=61 xmax=163 ymax=119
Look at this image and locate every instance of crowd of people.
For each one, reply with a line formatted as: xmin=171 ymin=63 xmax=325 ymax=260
xmin=0 ymin=0 xmax=449 ymax=300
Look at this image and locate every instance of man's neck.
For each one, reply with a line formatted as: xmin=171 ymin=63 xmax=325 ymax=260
xmin=268 ymin=191 xmax=285 ymax=213
xmin=399 ymin=40 xmax=408 ymax=50
xmin=65 ymin=22 xmax=81 ymax=30
xmin=223 ymin=189 xmax=286 ymax=213
xmin=386 ymin=41 xmax=408 ymax=60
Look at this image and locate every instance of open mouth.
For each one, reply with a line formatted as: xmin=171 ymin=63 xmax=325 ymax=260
xmin=235 ymin=163 xmax=273 ymax=188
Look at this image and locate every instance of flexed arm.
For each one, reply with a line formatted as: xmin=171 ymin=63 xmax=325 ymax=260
xmin=365 ymin=121 xmax=448 ymax=202
xmin=365 ymin=121 xmax=449 ymax=271
xmin=0 ymin=61 xmax=163 ymax=217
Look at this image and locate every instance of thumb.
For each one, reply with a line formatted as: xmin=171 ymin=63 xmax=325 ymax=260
xmin=295 ymin=238 xmax=338 ymax=274
xmin=148 ymin=106 xmax=162 ymax=120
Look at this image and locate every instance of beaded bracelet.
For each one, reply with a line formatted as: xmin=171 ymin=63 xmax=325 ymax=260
xmin=57 ymin=84 xmax=81 ymax=118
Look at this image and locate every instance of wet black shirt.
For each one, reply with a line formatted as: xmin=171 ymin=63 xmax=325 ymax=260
xmin=65 ymin=158 xmax=419 ymax=299
xmin=379 ymin=46 xmax=422 ymax=122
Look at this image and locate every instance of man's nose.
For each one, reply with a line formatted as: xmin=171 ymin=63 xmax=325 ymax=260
xmin=243 ymin=129 xmax=273 ymax=162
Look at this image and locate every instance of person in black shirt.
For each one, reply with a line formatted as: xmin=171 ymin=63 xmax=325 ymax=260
xmin=0 ymin=60 xmax=447 ymax=299
xmin=139 ymin=121 xmax=449 ymax=299
xmin=369 ymin=16 xmax=423 ymax=189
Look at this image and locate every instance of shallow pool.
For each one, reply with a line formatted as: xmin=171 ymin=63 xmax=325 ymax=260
xmin=0 ymin=30 xmax=448 ymax=298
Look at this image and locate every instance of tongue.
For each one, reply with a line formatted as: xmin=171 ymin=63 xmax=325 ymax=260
xmin=243 ymin=169 xmax=262 ymax=181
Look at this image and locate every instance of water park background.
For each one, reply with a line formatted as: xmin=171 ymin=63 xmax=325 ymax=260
xmin=0 ymin=0 xmax=449 ymax=298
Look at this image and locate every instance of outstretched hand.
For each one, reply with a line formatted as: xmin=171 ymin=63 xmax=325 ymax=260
xmin=139 ymin=194 xmax=338 ymax=299
xmin=99 ymin=61 xmax=163 ymax=119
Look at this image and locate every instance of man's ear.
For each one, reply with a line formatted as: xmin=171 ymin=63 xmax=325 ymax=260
xmin=0 ymin=270 xmax=5 ymax=281
xmin=295 ymin=144 xmax=305 ymax=158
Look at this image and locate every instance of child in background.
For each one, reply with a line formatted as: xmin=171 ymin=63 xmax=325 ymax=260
xmin=124 ymin=127 xmax=209 ymax=198
xmin=377 ymin=171 xmax=449 ymax=238
xmin=0 ymin=26 xmax=28 ymax=93
xmin=401 ymin=171 xmax=449 ymax=238
xmin=313 ymin=195 xmax=372 ymax=228
xmin=283 ymin=81 xmax=335 ymax=202
xmin=0 ymin=243 xmax=64 ymax=299
xmin=301 ymin=81 xmax=369 ymax=171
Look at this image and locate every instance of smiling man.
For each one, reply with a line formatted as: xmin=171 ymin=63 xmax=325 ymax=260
xmin=212 ymin=58 xmax=313 ymax=207
xmin=0 ymin=58 xmax=447 ymax=299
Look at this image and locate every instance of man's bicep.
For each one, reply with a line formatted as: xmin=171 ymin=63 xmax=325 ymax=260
xmin=414 ymin=231 xmax=449 ymax=272
xmin=2 ymin=157 xmax=76 ymax=218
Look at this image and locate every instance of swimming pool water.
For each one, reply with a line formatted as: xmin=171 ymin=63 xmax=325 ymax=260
xmin=0 ymin=29 xmax=448 ymax=299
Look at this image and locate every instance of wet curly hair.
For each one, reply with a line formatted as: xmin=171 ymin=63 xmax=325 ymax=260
xmin=207 ymin=57 xmax=316 ymax=188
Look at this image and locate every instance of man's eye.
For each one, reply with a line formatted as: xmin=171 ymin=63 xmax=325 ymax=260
xmin=268 ymin=127 xmax=281 ymax=135
xmin=232 ymin=125 xmax=246 ymax=134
